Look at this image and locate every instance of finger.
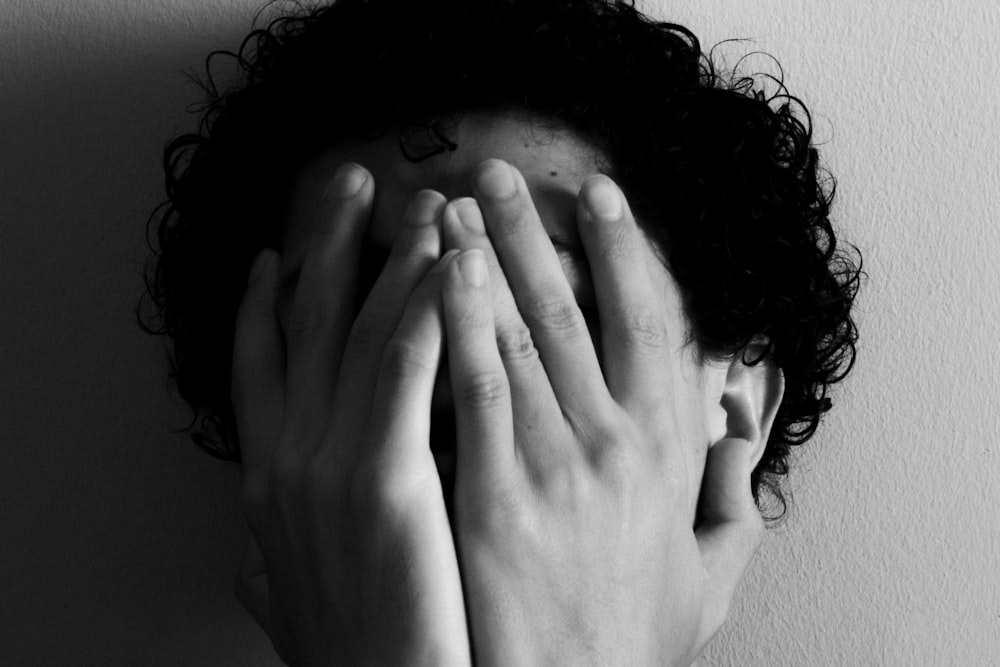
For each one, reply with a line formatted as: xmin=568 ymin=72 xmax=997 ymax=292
xmin=234 ymin=534 xmax=272 ymax=638
xmin=231 ymin=248 xmax=285 ymax=502
xmin=233 ymin=536 xmax=298 ymax=666
xmin=694 ymin=438 xmax=765 ymax=642
xmin=282 ymin=163 xmax=372 ymax=450
xmin=576 ymin=175 xmax=672 ymax=417
xmin=442 ymin=249 xmax=516 ymax=489
xmin=344 ymin=250 xmax=472 ymax=661
xmin=472 ymin=159 xmax=609 ymax=425
xmin=441 ymin=198 xmax=563 ymax=462
xmin=362 ymin=249 xmax=458 ymax=480
xmin=333 ymin=190 xmax=446 ymax=436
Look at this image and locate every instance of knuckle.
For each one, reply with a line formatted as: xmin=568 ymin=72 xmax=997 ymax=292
xmin=458 ymin=370 xmax=510 ymax=409
xmin=488 ymin=196 xmax=529 ymax=232
xmin=380 ymin=338 xmax=436 ymax=382
xmin=525 ymin=294 xmax=584 ymax=335
xmin=594 ymin=437 xmax=635 ymax=475
xmin=534 ymin=460 xmax=583 ymax=506
xmin=599 ymin=223 xmax=635 ymax=263
xmin=349 ymin=460 xmax=421 ymax=525
xmin=450 ymin=299 xmax=491 ymax=332
xmin=587 ymin=428 xmax=639 ymax=481
xmin=612 ymin=304 xmax=668 ymax=349
xmin=495 ymin=324 xmax=538 ymax=363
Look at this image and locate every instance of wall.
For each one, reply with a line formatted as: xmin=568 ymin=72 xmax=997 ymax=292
xmin=2 ymin=0 xmax=996 ymax=664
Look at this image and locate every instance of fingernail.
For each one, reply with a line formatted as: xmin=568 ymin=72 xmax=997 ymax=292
xmin=454 ymin=198 xmax=485 ymax=233
xmin=330 ymin=163 xmax=367 ymax=199
xmin=586 ymin=177 xmax=623 ymax=221
xmin=475 ymin=160 xmax=517 ymax=200
xmin=459 ymin=249 xmax=486 ymax=287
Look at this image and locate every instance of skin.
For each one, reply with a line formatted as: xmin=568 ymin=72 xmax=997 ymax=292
xmin=232 ymin=111 xmax=784 ymax=665
xmin=280 ymin=113 xmax=738 ymax=508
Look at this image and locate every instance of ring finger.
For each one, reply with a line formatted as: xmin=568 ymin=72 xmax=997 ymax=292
xmin=441 ymin=198 xmax=566 ymax=466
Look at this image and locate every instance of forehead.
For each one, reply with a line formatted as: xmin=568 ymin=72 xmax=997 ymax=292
xmin=280 ymin=112 xmax=607 ymax=265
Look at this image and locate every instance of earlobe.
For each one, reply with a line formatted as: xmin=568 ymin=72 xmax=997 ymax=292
xmin=719 ymin=346 xmax=785 ymax=470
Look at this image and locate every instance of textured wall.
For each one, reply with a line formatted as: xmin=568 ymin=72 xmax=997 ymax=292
xmin=2 ymin=0 xmax=997 ymax=664
xmin=657 ymin=2 xmax=1000 ymax=664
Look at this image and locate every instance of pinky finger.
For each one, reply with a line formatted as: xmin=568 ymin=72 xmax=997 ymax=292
xmin=231 ymin=248 xmax=286 ymax=499
xmin=233 ymin=537 xmax=298 ymax=667
xmin=444 ymin=249 xmax=515 ymax=491
xmin=694 ymin=438 xmax=765 ymax=644
xmin=234 ymin=534 xmax=272 ymax=638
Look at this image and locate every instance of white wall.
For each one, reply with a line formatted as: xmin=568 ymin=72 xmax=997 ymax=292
xmin=2 ymin=0 xmax=996 ymax=664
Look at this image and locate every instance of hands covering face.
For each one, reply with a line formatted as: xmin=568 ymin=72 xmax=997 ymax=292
xmin=231 ymin=160 xmax=764 ymax=666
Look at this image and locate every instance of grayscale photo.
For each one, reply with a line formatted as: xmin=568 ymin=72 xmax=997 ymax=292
xmin=2 ymin=0 xmax=996 ymax=664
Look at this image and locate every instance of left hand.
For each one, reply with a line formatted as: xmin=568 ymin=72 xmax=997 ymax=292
xmin=231 ymin=171 xmax=470 ymax=666
xmin=438 ymin=160 xmax=764 ymax=667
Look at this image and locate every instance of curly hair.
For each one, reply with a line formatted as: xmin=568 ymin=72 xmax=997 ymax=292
xmin=136 ymin=0 xmax=862 ymax=521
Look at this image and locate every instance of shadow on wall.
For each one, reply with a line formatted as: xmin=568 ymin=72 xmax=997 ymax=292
xmin=0 ymin=4 xmax=282 ymax=665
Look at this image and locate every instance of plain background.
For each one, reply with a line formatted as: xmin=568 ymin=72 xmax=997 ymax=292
xmin=2 ymin=0 xmax=997 ymax=664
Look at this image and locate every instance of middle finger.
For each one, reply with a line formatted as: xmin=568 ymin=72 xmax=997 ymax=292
xmin=472 ymin=159 xmax=610 ymax=425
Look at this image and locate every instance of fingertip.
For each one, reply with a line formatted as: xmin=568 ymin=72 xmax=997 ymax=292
xmin=580 ymin=174 xmax=624 ymax=222
xmin=247 ymin=248 xmax=277 ymax=288
xmin=327 ymin=161 xmax=371 ymax=200
xmin=405 ymin=189 xmax=448 ymax=226
xmin=472 ymin=158 xmax=518 ymax=200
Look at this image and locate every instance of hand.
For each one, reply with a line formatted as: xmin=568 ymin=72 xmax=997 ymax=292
xmin=438 ymin=160 xmax=764 ymax=666
xmin=231 ymin=164 xmax=470 ymax=666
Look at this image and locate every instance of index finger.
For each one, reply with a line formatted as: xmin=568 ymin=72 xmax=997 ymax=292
xmin=231 ymin=248 xmax=285 ymax=501
xmin=576 ymin=175 xmax=673 ymax=418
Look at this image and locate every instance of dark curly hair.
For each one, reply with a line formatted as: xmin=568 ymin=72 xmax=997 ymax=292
xmin=136 ymin=0 xmax=862 ymax=521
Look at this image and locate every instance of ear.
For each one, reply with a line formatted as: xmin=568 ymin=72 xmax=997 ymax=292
xmin=718 ymin=344 xmax=785 ymax=470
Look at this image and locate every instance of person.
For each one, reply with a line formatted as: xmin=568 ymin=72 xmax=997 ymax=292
xmin=137 ymin=0 xmax=861 ymax=663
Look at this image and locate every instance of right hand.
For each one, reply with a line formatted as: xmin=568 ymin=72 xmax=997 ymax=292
xmin=438 ymin=163 xmax=764 ymax=666
xmin=230 ymin=163 xmax=470 ymax=666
